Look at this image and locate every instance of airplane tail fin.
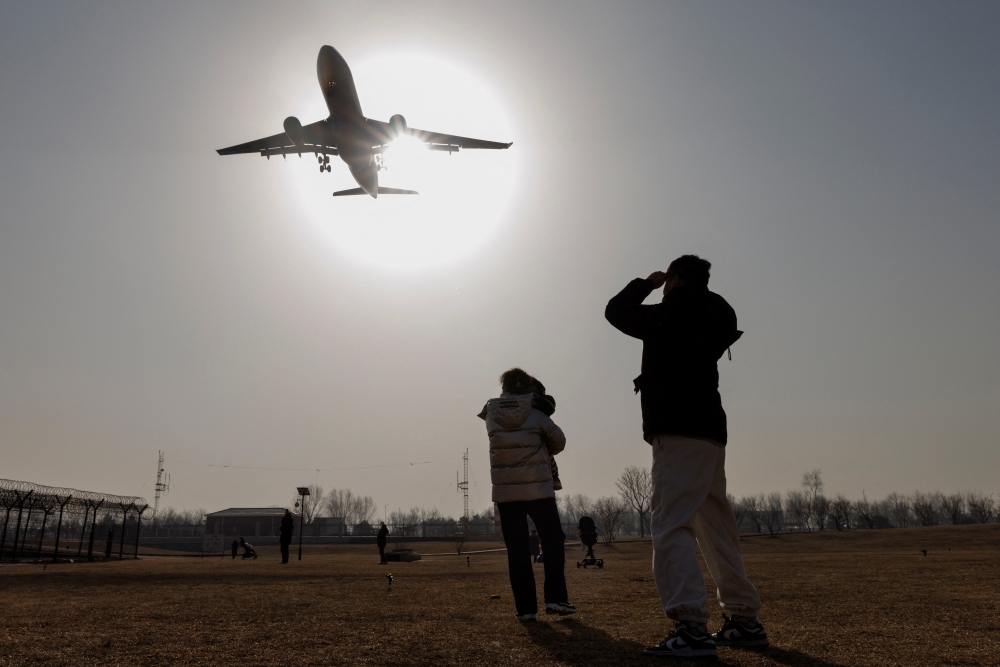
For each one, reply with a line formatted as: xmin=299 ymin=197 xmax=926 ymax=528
xmin=333 ymin=186 xmax=419 ymax=197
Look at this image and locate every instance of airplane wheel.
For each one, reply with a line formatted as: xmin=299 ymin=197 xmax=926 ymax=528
xmin=326 ymin=165 xmax=331 ymax=172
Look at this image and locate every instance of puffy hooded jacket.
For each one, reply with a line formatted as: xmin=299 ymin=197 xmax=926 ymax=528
xmin=482 ymin=393 xmax=566 ymax=503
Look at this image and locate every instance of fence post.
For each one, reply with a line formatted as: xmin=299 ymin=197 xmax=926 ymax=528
xmin=118 ymin=504 xmax=133 ymax=560
xmin=76 ymin=504 xmax=89 ymax=557
xmin=0 ymin=506 xmax=12 ymax=560
xmin=10 ymin=491 xmax=32 ymax=562
xmin=53 ymin=496 xmax=71 ymax=562
xmin=87 ymin=500 xmax=103 ymax=561
xmin=36 ymin=509 xmax=51 ymax=559
xmin=133 ymin=509 xmax=144 ymax=559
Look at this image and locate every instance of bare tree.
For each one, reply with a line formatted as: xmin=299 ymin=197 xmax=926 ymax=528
xmin=615 ymin=466 xmax=652 ymax=537
xmin=761 ymin=492 xmax=784 ymax=537
xmin=783 ymin=491 xmax=810 ymax=532
xmin=967 ymin=492 xmax=996 ymax=524
xmin=728 ymin=493 xmax=748 ymax=532
xmin=829 ymin=495 xmax=853 ymax=531
xmin=557 ymin=494 xmax=594 ymax=526
xmin=885 ymin=492 xmax=911 ymax=528
xmin=910 ymin=492 xmax=940 ymax=527
xmin=593 ymin=496 xmax=629 ymax=545
xmin=812 ymin=494 xmax=831 ymax=531
xmin=323 ymin=489 xmax=377 ymax=529
xmin=291 ymin=484 xmax=324 ymax=525
xmin=853 ymin=493 xmax=877 ymax=529
xmin=940 ymin=493 xmax=965 ymax=525
xmin=802 ymin=470 xmax=824 ymax=530
xmin=741 ymin=495 xmax=764 ymax=533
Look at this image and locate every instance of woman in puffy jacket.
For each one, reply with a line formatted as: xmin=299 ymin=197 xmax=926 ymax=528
xmin=480 ymin=367 xmax=576 ymax=620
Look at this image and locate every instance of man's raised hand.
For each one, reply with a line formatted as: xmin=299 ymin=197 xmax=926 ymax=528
xmin=646 ymin=271 xmax=668 ymax=288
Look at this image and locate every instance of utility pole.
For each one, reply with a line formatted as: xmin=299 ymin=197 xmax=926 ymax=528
xmin=456 ymin=448 xmax=469 ymax=533
xmin=296 ymin=487 xmax=310 ymax=561
xmin=153 ymin=451 xmax=170 ymax=534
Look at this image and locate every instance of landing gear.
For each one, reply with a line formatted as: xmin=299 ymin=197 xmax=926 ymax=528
xmin=375 ymin=154 xmax=386 ymax=172
xmin=317 ymin=154 xmax=331 ymax=172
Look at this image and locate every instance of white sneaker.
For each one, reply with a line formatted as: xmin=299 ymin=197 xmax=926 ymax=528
xmin=516 ymin=613 xmax=537 ymax=622
xmin=545 ymin=602 xmax=577 ymax=615
xmin=644 ymin=623 xmax=717 ymax=659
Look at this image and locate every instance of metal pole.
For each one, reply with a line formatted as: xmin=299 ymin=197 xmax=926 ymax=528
xmin=19 ymin=503 xmax=34 ymax=560
xmin=133 ymin=508 xmax=144 ymax=559
xmin=36 ymin=510 xmax=50 ymax=559
xmin=0 ymin=506 xmax=12 ymax=561
xmin=11 ymin=492 xmax=31 ymax=562
xmin=87 ymin=500 xmax=103 ymax=561
xmin=53 ymin=498 xmax=70 ymax=562
xmin=118 ymin=505 xmax=131 ymax=560
xmin=298 ymin=493 xmax=305 ymax=561
xmin=77 ymin=504 xmax=89 ymax=556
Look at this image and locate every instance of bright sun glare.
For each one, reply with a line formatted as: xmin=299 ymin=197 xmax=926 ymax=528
xmin=284 ymin=54 xmax=518 ymax=271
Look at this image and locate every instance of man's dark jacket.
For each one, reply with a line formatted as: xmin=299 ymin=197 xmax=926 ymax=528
xmin=279 ymin=513 xmax=294 ymax=544
xmin=605 ymin=279 xmax=742 ymax=445
xmin=376 ymin=524 xmax=388 ymax=548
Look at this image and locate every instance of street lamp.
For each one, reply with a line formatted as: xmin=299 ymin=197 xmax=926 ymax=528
xmin=296 ymin=486 xmax=310 ymax=561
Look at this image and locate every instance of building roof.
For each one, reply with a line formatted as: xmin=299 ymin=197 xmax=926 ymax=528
xmin=205 ymin=508 xmax=299 ymax=518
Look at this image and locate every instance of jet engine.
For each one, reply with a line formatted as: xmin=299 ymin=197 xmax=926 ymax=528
xmin=389 ymin=114 xmax=407 ymax=137
xmin=283 ymin=116 xmax=304 ymax=146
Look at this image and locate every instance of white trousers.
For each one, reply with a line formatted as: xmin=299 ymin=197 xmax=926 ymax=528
xmin=649 ymin=434 xmax=761 ymax=624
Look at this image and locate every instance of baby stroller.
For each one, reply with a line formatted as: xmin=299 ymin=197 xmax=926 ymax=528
xmin=239 ymin=537 xmax=258 ymax=560
xmin=576 ymin=516 xmax=603 ymax=569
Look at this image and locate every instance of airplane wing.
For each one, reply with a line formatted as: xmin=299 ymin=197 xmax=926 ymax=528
xmin=217 ymin=120 xmax=337 ymax=158
xmin=365 ymin=118 xmax=511 ymax=152
xmin=405 ymin=127 xmax=512 ymax=150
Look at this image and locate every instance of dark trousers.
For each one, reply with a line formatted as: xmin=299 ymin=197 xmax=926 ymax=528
xmin=498 ymin=497 xmax=567 ymax=615
xmin=378 ymin=544 xmax=387 ymax=564
xmin=280 ymin=539 xmax=290 ymax=563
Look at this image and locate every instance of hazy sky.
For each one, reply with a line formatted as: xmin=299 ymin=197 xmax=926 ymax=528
xmin=1 ymin=1 xmax=998 ymax=517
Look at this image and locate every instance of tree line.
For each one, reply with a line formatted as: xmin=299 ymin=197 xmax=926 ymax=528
xmin=151 ymin=468 xmax=996 ymax=542
xmin=728 ymin=470 xmax=997 ymax=536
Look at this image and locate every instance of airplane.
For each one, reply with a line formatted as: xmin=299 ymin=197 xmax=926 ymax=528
xmin=216 ymin=45 xmax=512 ymax=198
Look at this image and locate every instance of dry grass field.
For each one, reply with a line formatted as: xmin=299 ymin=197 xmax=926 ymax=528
xmin=1 ymin=525 xmax=999 ymax=666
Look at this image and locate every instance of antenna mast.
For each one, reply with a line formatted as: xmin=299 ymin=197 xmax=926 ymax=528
xmin=456 ymin=448 xmax=469 ymax=531
xmin=153 ymin=450 xmax=170 ymax=527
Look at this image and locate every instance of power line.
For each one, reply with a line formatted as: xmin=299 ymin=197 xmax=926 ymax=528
xmin=166 ymin=456 xmax=461 ymax=473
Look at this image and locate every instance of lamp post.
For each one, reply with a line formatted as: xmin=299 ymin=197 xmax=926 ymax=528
xmin=296 ymin=487 xmax=310 ymax=561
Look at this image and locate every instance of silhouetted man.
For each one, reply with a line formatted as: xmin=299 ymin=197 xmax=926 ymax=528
xmin=528 ymin=529 xmax=540 ymax=563
xmin=377 ymin=522 xmax=389 ymax=564
xmin=104 ymin=529 xmax=114 ymax=559
xmin=279 ymin=509 xmax=294 ymax=564
xmin=231 ymin=539 xmax=238 ymax=560
xmin=606 ymin=255 xmax=766 ymax=659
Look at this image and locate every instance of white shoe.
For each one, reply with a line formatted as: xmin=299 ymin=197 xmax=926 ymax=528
xmin=516 ymin=613 xmax=537 ymax=621
xmin=545 ymin=602 xmax=577 ymax=615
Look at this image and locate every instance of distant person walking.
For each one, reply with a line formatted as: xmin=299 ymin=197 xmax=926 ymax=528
xmin=231 ymin=539 xmax=238 ymax=560
xmin=528 ymin=529 xmax=541 ymax=563
xmin=606 ymin=255 xmax=766 ymax=659
xmin=279 ymin=509 xmax=294 ymax=564
xmin=104 ymin=530 xmax=114 ymax=559
xmin=377 ymin=522 xmax=389 ymax=564
xmin=481 ymin=367 xmax=575 ymax=621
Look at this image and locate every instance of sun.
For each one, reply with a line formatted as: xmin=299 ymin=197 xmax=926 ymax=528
xmin=284 ymin=53 xmax=518 ymax=271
